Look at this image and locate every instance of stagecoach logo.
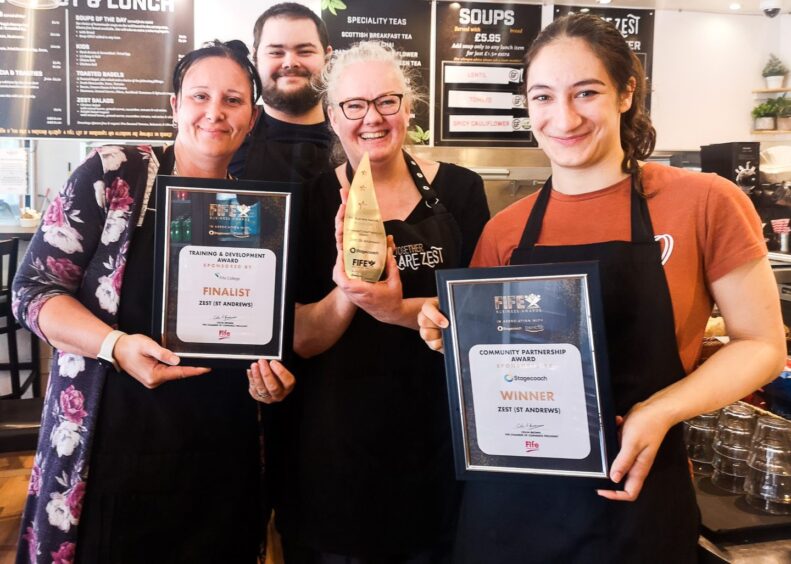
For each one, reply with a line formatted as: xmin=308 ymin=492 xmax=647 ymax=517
xmin=218 ymin=329 xmax=231 ymax=340
xmin=494 ymin=294 xmax=541 ymax=312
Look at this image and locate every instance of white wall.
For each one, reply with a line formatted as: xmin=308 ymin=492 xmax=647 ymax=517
xmin=193 ymin=0 xmax=320 ymax=50
xmin=32 ymin=140 xmax=82 ymax=201
xmin=651 ymin=10 xmax=790 ymax=150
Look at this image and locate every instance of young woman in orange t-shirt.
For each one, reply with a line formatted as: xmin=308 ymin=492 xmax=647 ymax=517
xmin=419 ymin=14 xmax=785 ymax=563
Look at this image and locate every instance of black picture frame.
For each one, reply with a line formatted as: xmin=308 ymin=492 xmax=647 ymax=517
xmin=437 ymin=262 xmax=621 ymax=488
xmin=152 ymin=176 xmax=299 ymax=369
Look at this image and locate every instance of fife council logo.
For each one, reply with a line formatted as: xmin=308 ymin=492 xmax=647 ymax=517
xmin=525 ymin=440 xmax=540 ymax=453
xmin=218 ymin=329 xmax=231 ymax=340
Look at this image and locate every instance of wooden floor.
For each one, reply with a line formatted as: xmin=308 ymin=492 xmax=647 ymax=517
xmin=0 ymin=452 xmax=33 ymax=564
xmin=0 ymin=452 xmax=284 ymax=563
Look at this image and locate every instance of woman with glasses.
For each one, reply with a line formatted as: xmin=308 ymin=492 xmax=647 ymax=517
xmin=275 ymin=41 xmax=489 ymax=562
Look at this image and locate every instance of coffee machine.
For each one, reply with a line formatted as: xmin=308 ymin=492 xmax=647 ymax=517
xmin=700 ymin=142 xmax=760 ymax=194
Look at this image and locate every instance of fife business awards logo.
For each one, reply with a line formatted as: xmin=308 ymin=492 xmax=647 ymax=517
xmin=494 ymin=293 xmax=542 ymax=312
xmin=218 ymin=329 xmax=231 ymax=340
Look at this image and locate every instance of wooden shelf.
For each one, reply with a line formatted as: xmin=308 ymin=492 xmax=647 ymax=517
xmin=753 ymin=87 xmax=791 ymax=94
xmin=751 ymin=129 xmax=791 ymax=134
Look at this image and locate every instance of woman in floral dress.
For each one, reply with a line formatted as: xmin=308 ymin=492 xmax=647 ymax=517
xmin=12 ymin=41 xmax=295 ymax=563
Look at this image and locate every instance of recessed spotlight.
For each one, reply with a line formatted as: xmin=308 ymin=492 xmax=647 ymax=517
xmin=580 ymin=7 xmax=591 ymax=12
xmin=729 ymin=2 xmax=741 ymax=10
xmin=596 ymin=0 xmax=613 ymax=4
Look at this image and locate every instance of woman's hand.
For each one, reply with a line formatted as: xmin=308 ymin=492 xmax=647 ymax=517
xmin=597 ymin=402 xmax=674 ymax=502
xmin=332 ymin=187 xmax=408 ymax=325
xmin=418 ymin=299 xmax=448 ymax=354
xmin=333 ymin=236 xmax=407 ymax=324
xmin=113 ymin=333 xmax=211 ymax=389
xmin=247 ymin=359 xmax=296 ymax=404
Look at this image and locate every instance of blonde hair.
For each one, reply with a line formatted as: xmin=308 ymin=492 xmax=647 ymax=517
xmin=318 ymin=40 xmax=425 ymax=109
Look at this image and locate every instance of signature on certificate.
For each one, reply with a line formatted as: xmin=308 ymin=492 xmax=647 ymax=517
xmin=516 ymin=423 xmax=544 ymax=431
xmin=212 ymin=314 xmax=238 ymax=322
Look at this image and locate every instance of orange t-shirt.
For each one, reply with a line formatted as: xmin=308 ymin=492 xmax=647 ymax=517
xmin=471 ymin=163 xmax=766 ymax=374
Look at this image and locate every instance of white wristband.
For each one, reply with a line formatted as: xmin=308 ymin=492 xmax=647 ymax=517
xmin=97 ymin=329 xmax=127 ymax=372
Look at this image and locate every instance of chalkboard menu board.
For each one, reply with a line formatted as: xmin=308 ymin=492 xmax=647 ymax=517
xmin=434 ymin=2 xmax=541 ymax=147
xmin=322 ymin=0 xmax=432 ymax=144
xmin=0 ymin=0 xmax=193 ymax=140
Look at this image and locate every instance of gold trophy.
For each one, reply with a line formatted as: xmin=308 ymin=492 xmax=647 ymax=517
xmin=343 ymin=152 xmax=387 ymax=282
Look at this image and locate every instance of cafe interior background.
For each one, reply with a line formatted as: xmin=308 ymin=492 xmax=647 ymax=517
xmin=3 ymin=0 xmax=791 ymax=227
xmin=1 ymin=0 xmax=791 ymax=561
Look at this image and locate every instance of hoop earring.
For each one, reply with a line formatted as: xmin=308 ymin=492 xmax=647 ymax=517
xmin=172 ymin=120 xmax=178 ymax=129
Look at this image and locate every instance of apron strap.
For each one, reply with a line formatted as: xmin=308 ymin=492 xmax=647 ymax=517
xmin=344 ymin=151 xmax=449 ymax=214
xmin=517 ymin=176 xmax=554 ymax=249
xmin=518 ymin=173 xmax=656 ymax=250
xmin=630 ymin=176 xmax=656 ymax=243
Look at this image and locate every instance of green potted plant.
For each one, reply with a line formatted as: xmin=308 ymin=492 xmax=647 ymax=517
xmin=763 ymin=54 xmax=788 ymax=89
xmin=752 ymin=100 xmax=778 ymax=130
xmin=777 ymin=96 xmax=791 ymax=131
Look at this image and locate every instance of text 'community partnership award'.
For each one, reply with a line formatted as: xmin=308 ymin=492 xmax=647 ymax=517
xmin=153 ymin=176 xmax=298 ymax=368
xmin=437 ymin=262 xmax=620 ymax=487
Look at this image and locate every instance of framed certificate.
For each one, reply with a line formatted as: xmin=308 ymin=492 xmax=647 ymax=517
xmin=437 ymin=262 xmax=620 ymax=487
xmin=152 ymin=176 xmax=299 ymax=368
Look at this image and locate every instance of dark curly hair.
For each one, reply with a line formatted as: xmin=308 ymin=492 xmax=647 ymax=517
xmin=525 ymin=14 xmax=655 ymax=181
xmin=172 ymin=39 xmax=263 ymax=107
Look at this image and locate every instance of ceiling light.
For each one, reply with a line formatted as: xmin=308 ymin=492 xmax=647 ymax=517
xmin=729 ymin=2 xmax=741 ymax=9
xmin=596 ymin=0 xmax=613 ymax=4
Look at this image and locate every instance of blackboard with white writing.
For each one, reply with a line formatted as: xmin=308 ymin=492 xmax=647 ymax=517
xmin=0 ymin=0 xmax=193 ymax=139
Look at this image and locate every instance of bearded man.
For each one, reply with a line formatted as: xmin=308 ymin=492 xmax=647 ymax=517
xmin=231 ymin=2 xmax=333 ymax=182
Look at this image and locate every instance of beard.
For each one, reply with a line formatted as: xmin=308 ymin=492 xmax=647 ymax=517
xmin=262 ymin=68 xmax=321 ymax=116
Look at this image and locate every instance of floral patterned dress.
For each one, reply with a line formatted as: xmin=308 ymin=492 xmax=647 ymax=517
xmin=12 ymin=145 xmax=160 ymax=563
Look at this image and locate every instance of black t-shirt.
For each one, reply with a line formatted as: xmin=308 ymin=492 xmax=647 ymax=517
xmin=296 ymin=162 xmax=490 ymax=304
xmin=229 ymin=111 xmax=331 ymax=178
xmin=281 ymin=162 xmax=489 ymax=556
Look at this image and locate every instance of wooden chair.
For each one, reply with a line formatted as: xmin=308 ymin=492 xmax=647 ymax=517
xmin=0 ymin=238 xmax=40 ymax=399
xmin=0 ymin=397 xmax=44 ymax=453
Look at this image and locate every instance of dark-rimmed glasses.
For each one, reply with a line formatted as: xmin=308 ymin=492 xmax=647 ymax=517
xmin=337 ymin=94 xmax=404 ymax=120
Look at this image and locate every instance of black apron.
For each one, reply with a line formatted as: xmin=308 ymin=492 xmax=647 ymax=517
xmin=454 ymin=176 xmax=699 ymax=563
xmin=241 ymin=112 xmax=331 ymax=183
xmin=76 ymin=147 xmax=263 ymax=564
xmin=292 ymin=153 xmax=463 ymax=558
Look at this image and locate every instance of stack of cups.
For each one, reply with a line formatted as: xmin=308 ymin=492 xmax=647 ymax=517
xmin=711 ymin=404 xmax=758 ymax=493
xmin=683 ymin=411 xmax=720 ymax=476
xmin=743 ymin=417 xmax=791 ymax=515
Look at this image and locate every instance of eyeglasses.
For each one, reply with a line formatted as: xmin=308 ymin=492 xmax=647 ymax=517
xmin=337 ymin=93 xmax=404 ymax=120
